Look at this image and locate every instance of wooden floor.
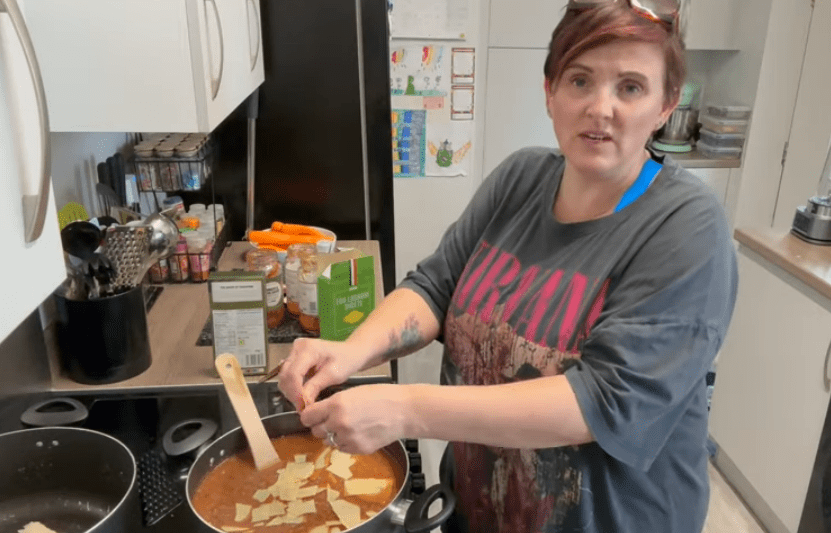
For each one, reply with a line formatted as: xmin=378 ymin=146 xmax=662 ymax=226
xmin=705 ymin=460 xmax=768 ymax=533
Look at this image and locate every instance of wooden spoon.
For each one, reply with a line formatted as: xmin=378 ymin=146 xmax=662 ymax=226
xmin=215 ymin=353 xmax=280 ymax=470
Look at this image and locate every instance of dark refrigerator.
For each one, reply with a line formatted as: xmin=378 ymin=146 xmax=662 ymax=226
xmin=205 ymin=0 xmax=396 ymax=293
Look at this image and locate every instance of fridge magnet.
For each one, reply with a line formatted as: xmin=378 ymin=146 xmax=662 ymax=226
xmin=425 ymin=122 xmax=473 ymax=177
xmin=451 ymin=86 xmax=474 ymax=120
xmin=391 ymin=109 xmax=427 ymax=178
xmin=390 ymin=45 xmax=450 ymax=99
xmin=451 ymin=48 xmax=475 ymax=84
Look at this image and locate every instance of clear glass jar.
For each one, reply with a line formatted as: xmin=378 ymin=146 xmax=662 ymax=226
xmin=285 ymin=243 xmax=316 ymax=317
xmin=246 ymin=249 xmax=286 ymax=329
xmin=297 ymin=253 xmax=320 ymax=335
xmin=186 ymin=235 xmax=210 ymax=283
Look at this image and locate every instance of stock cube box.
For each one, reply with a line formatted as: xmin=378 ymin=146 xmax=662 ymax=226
xmin=317 ymin=251 xmax=376 ymax=341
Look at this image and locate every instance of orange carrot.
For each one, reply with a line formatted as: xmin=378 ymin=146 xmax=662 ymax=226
xmin=270 ymin=221 xmax=333 ymax=239
xmin=249 ymin=230 xmax=322 ymax=247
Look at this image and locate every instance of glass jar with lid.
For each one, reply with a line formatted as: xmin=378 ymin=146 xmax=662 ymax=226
xmin=297 ymin=253 xmax=320 ymax=335
xmin=285 ymin=243 xmax=317 ymax=317
xmin=246 ymin=249 xmax=285 ymax=329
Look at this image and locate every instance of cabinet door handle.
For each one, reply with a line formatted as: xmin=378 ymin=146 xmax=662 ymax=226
xmin=824 ymin=337 xmax=831 ymax=393
xmin=246 ymin=0 xmax=260 ymax=71
xmin=205 ymin=0 xmax=225 ymax=100
xmin=0 ymin=0 xmax=52 ymax=244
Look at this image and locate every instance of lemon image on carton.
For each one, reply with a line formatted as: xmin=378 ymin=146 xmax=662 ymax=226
xmin=343 ymin=310 xmax=364 ymax=324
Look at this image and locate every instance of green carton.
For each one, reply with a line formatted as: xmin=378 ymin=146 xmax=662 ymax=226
xmin=317 ymin=253 xmax=375 ymax=341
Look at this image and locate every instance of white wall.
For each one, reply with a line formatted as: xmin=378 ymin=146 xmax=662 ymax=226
xmin=49 ymin=132 xmax=133 ymax=218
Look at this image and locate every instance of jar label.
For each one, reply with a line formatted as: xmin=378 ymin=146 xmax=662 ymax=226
xmin=298 ymin=282 xmax=318 ymax=316
xmin=266 ymin=281 xmax=284 ymax=309
xmin=285 ymin=264 xmax=300 ymax=301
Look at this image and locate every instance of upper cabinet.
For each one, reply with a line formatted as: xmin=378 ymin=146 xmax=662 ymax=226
xmin=20 ymin=0 xmax=264 ymax=132
xmin=487 ymin=0 xmax=739 ymax=50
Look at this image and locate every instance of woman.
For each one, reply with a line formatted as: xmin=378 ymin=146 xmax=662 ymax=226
xmin=278 ymin=1 xmax=738 ymax=531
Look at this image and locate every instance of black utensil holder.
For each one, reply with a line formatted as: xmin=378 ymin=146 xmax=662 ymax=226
xmin=54 ymin=286 xmax=152 ymax=384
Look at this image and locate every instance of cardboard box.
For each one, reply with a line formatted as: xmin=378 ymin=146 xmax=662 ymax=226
xmin=317 ymin=250 xmax=375 ymax=341
xmin=208 ymin=271 xmax=269 ymax=375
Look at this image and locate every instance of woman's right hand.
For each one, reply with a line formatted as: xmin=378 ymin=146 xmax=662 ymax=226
xmin=277 ymin=337 xmax=368 ymax=410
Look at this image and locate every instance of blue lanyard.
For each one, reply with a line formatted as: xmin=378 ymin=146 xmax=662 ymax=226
xmin=614 ymin=158 xmax=662 ymax=213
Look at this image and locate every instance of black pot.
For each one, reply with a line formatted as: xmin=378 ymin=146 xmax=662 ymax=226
xmin=0 ymin=426 xmax=140 ymax=533
xmin=186 ymin=412 xmax=455 ymax=533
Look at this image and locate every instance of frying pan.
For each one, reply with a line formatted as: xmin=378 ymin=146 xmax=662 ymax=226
xmin=0 ymin=426 xmax=139 ymax=533
xmin=186 ymin=411 xmax=456 ymax=533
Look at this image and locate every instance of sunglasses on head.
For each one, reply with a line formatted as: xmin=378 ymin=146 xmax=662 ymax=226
xmin=567 ymin=0 xmax=681 ymax=34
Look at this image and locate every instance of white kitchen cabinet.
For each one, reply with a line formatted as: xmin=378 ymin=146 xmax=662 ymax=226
xmin=487 ymin=0 xmax=738 ymax=50
xmin=0 ymin=1 xmax=66 ymax=343
xmin=482 ymin=48 xmax=557 ymax=176
xmin=688 ymin=167 xmax=729 ymax=206
xmin=709 ymin=249 xmax=831 ymax=533
xmin=20 ymin=0 xmax=264 ymax=132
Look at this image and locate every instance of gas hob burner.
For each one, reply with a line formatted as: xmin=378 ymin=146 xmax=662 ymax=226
xmin=792 ymin=196 xmax=831 ymax=245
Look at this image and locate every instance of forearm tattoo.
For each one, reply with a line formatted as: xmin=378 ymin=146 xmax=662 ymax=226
xmin=381 ymin=314 xmax=424 ymax=361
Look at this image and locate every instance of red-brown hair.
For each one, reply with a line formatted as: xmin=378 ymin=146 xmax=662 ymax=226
xmin=544 ymin=3 xmax=686 ymax=107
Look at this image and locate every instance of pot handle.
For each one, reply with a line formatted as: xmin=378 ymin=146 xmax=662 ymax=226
xmin=162 ymin=418 xmax=219 ymax=457
xmin=404 ymin=483 xmax=456 ymax=533
xmin=20 ymin=397 xmax=89 ymax=427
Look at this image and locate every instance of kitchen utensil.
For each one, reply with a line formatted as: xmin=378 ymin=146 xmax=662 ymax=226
xmin=186 ymin=411 xmax=456 ymax=533
xmin=137 ymin=450 xmax=183 ymax=527
xmin=107 ymin=156 xmax=123 ymax=208
xmin=96 ymin=182 xmax=120 ymax=217
xmin=103 ymin=224 xmax=152 ymax=291
xmin=57 ymin=201 xmax=89 ymax=230
xmin=60 ymin=220 xmax=102 ymax=260
xmin=214 ymin=353 xmax=280 ymax=470
xmin=0 ymin=426 xmax=139 ymax=533
xmin=793 ymin=138 xmax=831 ymax=244
xmin=83 ymin=252 xmax=117 ymax=298
xmin=113 ymin=152 xmax=129 ymax=207
xmin=653 ymin=105 xmax=697 ymax=151
xmin=133 ymin=212 xmax=179 ymax=285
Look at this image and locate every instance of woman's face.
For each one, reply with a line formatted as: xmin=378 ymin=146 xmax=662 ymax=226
xmin=545 ymin=39 xmax=676 ymax=180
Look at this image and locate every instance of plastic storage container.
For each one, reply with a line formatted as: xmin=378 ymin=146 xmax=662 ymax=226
xmin=699 ymin=114 xmax=749 ymax=135
xmin=697 ymin=140 xmax=742 ymax=160
xmin=704 ymin=104 xmax=752 ymax=120
xmin=699 ymin=128 xmax=746 ymax=149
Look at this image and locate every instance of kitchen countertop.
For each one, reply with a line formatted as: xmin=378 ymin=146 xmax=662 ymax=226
xmin=735 ymin=227 xmax=831 ymax=301
xmin=664 ymin=148 xmax=741 ymax=169
xmin=45 ymin=240 xmax=391 ymax=395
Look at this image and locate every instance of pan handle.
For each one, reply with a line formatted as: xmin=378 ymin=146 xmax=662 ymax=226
xmin=403 ymin=484 xmax=456 ymax=533
xmin=163 ymin=418 xmax=218 ymax=457
xmin=20 ymin=397 xmax=89 ymax=427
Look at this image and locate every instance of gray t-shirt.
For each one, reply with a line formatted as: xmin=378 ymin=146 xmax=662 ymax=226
xmin=398 ymin=147 xmax=738 ymax=533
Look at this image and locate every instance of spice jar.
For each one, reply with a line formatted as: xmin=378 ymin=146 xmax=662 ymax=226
xmin=285 ymin=243 xmax=316 ymax=317
xmin=170 ymin=235 xmax=190 ymax=282
xmin=186 ymin=235 xmax=211 ymax=282
xmin=176 ymin=144 xmax=202 ymax=190
xmin=149 ymin=258 xmax=170 ymax=283
xmin=135 ymin=146 xmax=157 ymax=191
xmin=155 ymin=147 xmax=180 ymax=191
xmin=297 ymin=253 xmax=320 ymax=336
xmin=246 ymin=249 xmax=285 ymax=329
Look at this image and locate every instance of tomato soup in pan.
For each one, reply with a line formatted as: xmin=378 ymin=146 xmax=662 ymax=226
xmin=192 ymin=433 xmax=405 ymax=533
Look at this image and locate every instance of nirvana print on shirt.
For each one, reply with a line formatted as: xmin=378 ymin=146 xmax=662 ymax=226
xmin=443 ymin=239 xmax=609 ymax=532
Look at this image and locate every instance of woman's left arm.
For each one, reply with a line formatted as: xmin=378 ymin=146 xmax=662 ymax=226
xmin=300 ymin=376 xmax=593 ymax=454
